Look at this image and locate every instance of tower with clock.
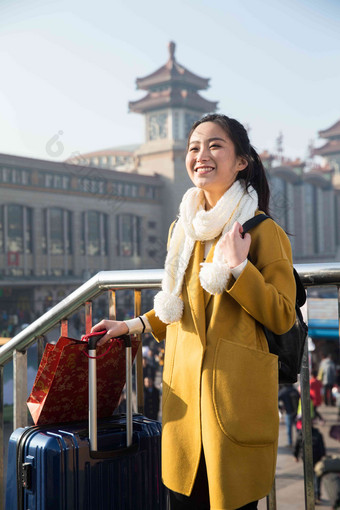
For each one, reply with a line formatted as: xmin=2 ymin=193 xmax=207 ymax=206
xmin=129 ymin=42 xmax=218 ymax=233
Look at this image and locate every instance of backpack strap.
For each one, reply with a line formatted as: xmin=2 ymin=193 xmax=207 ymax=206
xmin=242 ymin=214 xmax=306 ymax=307
xmin=242 ymin=214 xmax=270 ymax=235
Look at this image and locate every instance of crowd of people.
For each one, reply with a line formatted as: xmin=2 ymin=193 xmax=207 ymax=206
xmin=0 ymin=308 xmax=31 ymax=339
xmin=278 ymin=353 xmax=340 ymax=507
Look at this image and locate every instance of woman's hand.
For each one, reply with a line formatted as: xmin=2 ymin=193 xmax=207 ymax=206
xmin=220 ymin=221 xmax=251 ymax=268
xmin=91 ymin=320 xmax=129 ymax=346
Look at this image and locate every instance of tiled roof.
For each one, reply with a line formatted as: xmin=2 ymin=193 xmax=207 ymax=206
xmin=129 ymin=88 xmax=217 ymax=114
xmin=318 ymin=119 xmax=340 ymax=139
xmin=314 ymin=139 xmax=340 ymax=156
xmin=135 ymin=42 xmax=211 ymax=91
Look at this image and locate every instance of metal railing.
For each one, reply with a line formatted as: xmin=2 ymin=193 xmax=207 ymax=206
xmin=0 ymin=263 xmax=340 ymax=510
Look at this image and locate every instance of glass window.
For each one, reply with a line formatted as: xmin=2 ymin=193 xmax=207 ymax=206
xmin=88 ymin=211 xmax=101 ymax=255
xmin=12 ymin=169 xmax=18 ymax=184
xmin=65 ymin=211 xmax=72 ymax=255
xmin=117 ymin=214 xmax=141 ymax=257
xmin=0 ymin=206 xmax=3 ymax=251
xmin=81 ymin=211 xmax=108 ymax=256
xmin=43 ymin=208 xmax=72 ymax=255
xmin=98 ymin=181 xmax=105 ymax=194
xmin=25 ymin=208 xmax=33 ymax=253
xmin=22 ymin=170 xmax=30 ymax=185
xmin=62 ymin=176 xmax=70 ymax=189
xmin=2 ymin=168 xmax=10 ymax=183
xmin=7 ymin=205 xmax=23 ymax=252
xmin=50 ymin=208 xmax=64 ymax=254
xmin=53 ymin=175 xmax=62 ymax=188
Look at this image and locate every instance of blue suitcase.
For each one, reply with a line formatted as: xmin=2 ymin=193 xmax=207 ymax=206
xmin=5 ymin=334 xmax=166 ymax=509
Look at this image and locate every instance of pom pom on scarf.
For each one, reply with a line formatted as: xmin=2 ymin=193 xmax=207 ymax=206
xmin=199 ymin=262 xmax=230 ymax=295
xmin=154 ymin=291 xmax=184 ymax=324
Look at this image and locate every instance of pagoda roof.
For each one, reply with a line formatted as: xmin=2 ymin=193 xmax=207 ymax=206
xmin=135 ymin=42 xmax=211 ymax=91
xmin=129 ymin=88 xmax=217 ymax=114
xmin=318 ymin=119 xmax=340 ymax=139
xmin=314 ymin=139 xmax=340 ymax=156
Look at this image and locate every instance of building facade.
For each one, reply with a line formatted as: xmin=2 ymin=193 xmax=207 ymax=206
xmin=1 ymin=42 xmax=340 ymax=324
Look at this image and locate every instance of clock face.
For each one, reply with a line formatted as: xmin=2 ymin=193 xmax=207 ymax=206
xmin=148 ymin=113 xmax=168 ymax=141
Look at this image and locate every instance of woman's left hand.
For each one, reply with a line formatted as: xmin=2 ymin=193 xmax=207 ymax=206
xmin=220 ymin=221 xmax=251 ymax=268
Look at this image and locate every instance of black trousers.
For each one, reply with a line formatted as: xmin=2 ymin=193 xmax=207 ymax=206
xmin=168 ymin=453 xmax=258 ymax=510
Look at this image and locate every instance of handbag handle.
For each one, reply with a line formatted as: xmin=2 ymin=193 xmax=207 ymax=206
xmin=81 ymin=330 xmax=123 ymax=359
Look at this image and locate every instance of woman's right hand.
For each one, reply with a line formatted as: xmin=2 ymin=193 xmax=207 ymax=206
xmin=91 ymin=320 xmax=129 ymax=346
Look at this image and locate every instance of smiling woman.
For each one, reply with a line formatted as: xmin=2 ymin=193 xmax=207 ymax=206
xmin=92 ymin=113 xmax=296 ymax=510
xmin=186 ymin=123 xmax=248 ymax=210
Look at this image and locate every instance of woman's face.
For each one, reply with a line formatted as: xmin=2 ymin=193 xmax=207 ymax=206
xmin=185 ymin=121 xmax=247 ymax=206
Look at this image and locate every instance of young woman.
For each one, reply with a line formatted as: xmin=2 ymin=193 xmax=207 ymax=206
xmin=92 ymin=114 xmax=296 ymax=509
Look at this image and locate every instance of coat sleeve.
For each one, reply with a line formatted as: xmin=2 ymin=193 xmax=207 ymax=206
xmin=144 ymin=309 xmax=167 ymax=342
xmin=226 ymin=218 xmax=296 ymax=335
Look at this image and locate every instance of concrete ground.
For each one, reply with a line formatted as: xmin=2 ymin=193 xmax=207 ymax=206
xmin=258 ymin=404 xmax=340 ymax=510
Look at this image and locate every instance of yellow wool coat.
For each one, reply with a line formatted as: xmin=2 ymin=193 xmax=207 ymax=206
xmin=145 ymin=214 xmax=296 ymax=510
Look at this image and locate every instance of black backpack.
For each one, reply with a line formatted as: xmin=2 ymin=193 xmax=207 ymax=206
xmin=242 ymin=214 xmax=308 ymax=384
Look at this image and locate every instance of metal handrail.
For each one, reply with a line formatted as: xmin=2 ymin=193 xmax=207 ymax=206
xmin=0 ymin=262 xmax=340 ymax=510
xmin=0 ymin=269 xmax=163 ymax=366
xmin=1 ymin=263 xmax=339 ymax=367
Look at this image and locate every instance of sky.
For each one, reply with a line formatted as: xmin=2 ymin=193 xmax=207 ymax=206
xmin=0 ymin=0 xmax=340 ymax=164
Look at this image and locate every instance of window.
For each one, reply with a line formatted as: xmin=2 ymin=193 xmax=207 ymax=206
xmin=78 ymin=178 xmax=106 ymax=194
xmin=25 ymin=208 xmax=33 ymax=253
xmin=0 ymin=207 xmax=3 ymax=251
xmin=50 ymin=208 xmax=64 ymax=255
xmin=43 ymin=208 xmax=72 ymax=255
xmin=0 ymin=167 xmax=31 ymax=185
xmin=117 ymin=214 xmax=141 ymax=257
xmin=81 ymin=211 xmax=108 ymax=256
xmin=7 ymin=205 xmax=24 ymax=252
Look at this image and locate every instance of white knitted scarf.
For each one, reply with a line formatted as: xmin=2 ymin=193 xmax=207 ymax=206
xmin=154 ymin=180 xmax=258 ymax=324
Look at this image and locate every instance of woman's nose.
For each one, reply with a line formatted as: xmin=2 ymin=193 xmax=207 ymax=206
xmin=197 ymin=146 xmax=210 ymax=161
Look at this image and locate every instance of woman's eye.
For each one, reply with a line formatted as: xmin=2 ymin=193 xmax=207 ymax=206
xmin=189 ymin=147 xmax=199 ymax=152
xmin=210 ymin=144 xmax=220 ymax=149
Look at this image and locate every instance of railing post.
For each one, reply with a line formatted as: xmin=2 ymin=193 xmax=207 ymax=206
xmin=266 ymin=478 xmax=277 ymax=509
xmin=301 ymin=337 xmax=315 ymax=509
xmin=37 ymin=336 xmax=45 ymax=366
xmin=60 ymin=319 xmax=68 ymax=337
xmin=85 ymin=301 xmax=92 ymax=334
xmin=0 ymin=365 xmax=4 ymax=510
xmin=13 ymin=350 xmax=28 ymax=430
xmin=108 ymin=290 xmax=116 ymax=321
xmin=338 ymin=285 xmax=340 ymax=369
xmin=134 ymin=289 xmax=144 ymax=414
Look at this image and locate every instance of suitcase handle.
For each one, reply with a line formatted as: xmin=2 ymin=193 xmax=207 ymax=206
xmin=88 ymin=333 xmax=134 ymax=458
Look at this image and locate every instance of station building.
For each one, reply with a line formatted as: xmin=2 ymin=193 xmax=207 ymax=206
xmin=1 ymin=42 xmax=340 ymax=321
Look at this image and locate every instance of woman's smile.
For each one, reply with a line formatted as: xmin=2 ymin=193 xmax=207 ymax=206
xmin=194 ymin=165 xmax=215 ymax=175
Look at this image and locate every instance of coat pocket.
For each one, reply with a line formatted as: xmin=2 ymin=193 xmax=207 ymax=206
xmin=213 ymin=338 xmax=279 ymax=446
xmin=162 ymin=323 xmax=179 ymax=406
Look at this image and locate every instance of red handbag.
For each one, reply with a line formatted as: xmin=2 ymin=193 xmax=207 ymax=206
xmin=27 ymin=332 xmax=140 ymax=425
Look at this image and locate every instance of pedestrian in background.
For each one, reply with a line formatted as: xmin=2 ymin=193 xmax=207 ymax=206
xmin=319 ymin=354 xmax=336 ymax=406
xmin=310 ymin=368 xmax=325 ymax=424
xmin=278 ymin=384 xmax=300 ymax=447
xmin=144 ymin=376 xmax=160 ymax=421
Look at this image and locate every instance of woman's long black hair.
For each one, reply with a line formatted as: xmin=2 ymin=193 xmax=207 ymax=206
xmin=187 ymin=114 xmax=271 ymax=215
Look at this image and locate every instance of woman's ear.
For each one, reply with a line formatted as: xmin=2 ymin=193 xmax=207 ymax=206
xmin=237 ymin=157 xmax=248 ymax=172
